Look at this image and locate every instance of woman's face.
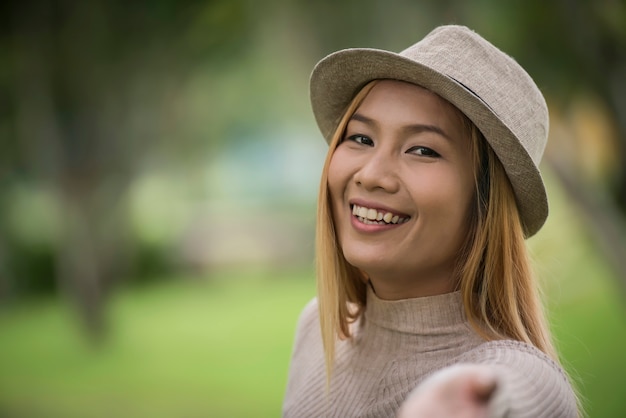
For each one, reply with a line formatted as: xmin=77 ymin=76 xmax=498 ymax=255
xmin=327 ymin=80 xmax=475 ymax=299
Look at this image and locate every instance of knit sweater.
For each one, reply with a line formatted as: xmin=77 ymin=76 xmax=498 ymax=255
xmin=283 ymin=287 xmax=577 ymax=417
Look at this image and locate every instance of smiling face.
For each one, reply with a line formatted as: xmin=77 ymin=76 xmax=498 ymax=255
xmin=327 ymin=80 xmax=476 ymax=299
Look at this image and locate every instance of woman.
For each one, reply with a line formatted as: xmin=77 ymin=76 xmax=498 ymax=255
xmin=283 ymin=25 xmax=578 ymax=418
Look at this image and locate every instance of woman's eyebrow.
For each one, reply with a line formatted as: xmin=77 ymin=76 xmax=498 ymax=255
xmin=349 ymin=112 xmax=451 ymax=141
xmin=349 ymin=112 xmax=378 ymax=127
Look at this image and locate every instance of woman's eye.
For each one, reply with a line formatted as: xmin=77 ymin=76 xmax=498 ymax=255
xmin=346 ymin=134 xmax=374 ymax=146
xmin=407 ymin=146 xmax=440 ymax=158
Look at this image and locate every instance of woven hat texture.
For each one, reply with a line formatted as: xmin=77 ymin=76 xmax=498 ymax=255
xmin=310 ymin=25 xmax=549 ymax=236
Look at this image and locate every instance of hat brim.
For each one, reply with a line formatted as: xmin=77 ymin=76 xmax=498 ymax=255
xmin=310 ymin=48 xmax=548 ymax=237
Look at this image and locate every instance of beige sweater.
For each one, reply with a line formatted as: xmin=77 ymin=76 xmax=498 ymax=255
xmin=283 ymin=288 xmax=577 ymax=417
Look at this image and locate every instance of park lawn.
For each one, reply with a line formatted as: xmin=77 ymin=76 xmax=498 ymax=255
xmin=0 ymin=262 xmax=624 ymax=418
xmin=529 ymin=172 xmax=626 ymax=418
xmin=0 ymin=271 xmax=317 ymax=418
xmin=0 ymin=177 xmax=625 ymax=417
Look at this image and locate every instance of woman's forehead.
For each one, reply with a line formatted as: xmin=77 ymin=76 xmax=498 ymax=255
xmin=352 ymin=80 xmax=469 ymax=139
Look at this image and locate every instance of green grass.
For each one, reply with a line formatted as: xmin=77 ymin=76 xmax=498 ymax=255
xmin=530 ymin=173 xmax=626 ymax=418
xmin=0 ymin=178 xmax=625 ymax=417
xmin=0 ymin=271 xmax=317 ymax=418
xmin=1 ymin=263 xmax=624 ymax=418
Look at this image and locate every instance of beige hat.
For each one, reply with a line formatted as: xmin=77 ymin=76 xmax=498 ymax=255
xmin=310 ymin=25 xmax=549 ymax=237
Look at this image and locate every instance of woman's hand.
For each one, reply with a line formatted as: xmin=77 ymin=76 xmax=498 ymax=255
xmin=397 ymin=364 xmax=498 ymax=418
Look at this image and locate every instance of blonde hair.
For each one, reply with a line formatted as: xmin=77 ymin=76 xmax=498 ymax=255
xmin=315 ymin=80 xmax=559 ymax=381
xmin=457 ymin=118 xmax=557 ymax=359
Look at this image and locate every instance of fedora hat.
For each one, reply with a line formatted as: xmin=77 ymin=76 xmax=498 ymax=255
xmin=310 ymin=25 xmax=549 ymax=237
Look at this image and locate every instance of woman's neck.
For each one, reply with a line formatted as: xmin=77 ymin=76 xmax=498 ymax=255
xmin=367 ymin=273 xmax=458 ymax=300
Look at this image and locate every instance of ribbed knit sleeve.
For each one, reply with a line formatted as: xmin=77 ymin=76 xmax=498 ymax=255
xmin=457 ymin=340 xmax=578 ymax=418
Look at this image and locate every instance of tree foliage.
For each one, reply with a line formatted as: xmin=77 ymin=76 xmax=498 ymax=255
xmin=1 ymin=0 xmax=624 ymax=334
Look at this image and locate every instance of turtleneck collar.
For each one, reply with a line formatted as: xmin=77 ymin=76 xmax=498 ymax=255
xmin=363 ymin=285 xmax=468 ymax=335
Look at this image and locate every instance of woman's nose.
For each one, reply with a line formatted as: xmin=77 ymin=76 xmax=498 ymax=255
xmin=353 ymin=150 xmax=400 ymax=193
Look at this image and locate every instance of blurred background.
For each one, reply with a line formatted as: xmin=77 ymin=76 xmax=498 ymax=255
xmin=0 ymin=0 xmax=625 ymax=417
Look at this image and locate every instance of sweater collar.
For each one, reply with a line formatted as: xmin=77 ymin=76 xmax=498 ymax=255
xmin=363 ymin=285 xmax=468 ymax=334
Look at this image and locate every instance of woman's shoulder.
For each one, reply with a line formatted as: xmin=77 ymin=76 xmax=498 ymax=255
xmin=461 ymin=339 xmax=568 ymax=377
xmin=290 ymin=298 xmax=321 ymax=346
xmin=296 ymin=297 xmax=319 ymax=328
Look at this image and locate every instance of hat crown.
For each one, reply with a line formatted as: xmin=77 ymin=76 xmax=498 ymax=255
xmin=400 ymin=25 xmax=548 ymax=166
xmin=309 ymin=25 xmax=550 ymax=236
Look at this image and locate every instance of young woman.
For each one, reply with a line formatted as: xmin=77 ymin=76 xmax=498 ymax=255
xmin=283 ymin=25 xmax=578 ymax=418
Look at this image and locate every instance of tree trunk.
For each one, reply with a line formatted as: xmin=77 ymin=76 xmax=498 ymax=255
xmin=56 ymin=191 xmax=107 ymax=341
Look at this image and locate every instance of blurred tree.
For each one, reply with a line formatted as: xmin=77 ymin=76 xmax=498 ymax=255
xmin=458 ymin=0 xmax=626 ymax=287
xmin=536 ymin=0 xmax=626 ymax=291
xmin=1 ymin=0 xmax=624 ymax=338
xmin=0 ymin=0 xmax=253 ymax=338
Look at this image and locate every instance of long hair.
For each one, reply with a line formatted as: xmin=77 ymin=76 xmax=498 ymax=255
xmin=315 ymin=80 xmax=559 ymax=382
xmin=456 ymin=118 xmax=557 ymax=359
xmin=316 ymin=81 xmax=378 ymax=380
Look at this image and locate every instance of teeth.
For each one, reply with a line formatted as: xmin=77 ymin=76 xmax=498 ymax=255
xmin=358 ymin=217 xmax=381 ymax=225
xmin=351 ymin=204 xmax=409 ymax=225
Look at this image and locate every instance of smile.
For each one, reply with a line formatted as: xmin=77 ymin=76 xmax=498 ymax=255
xmin=351 ymin=204 xmax=410 ymax=225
